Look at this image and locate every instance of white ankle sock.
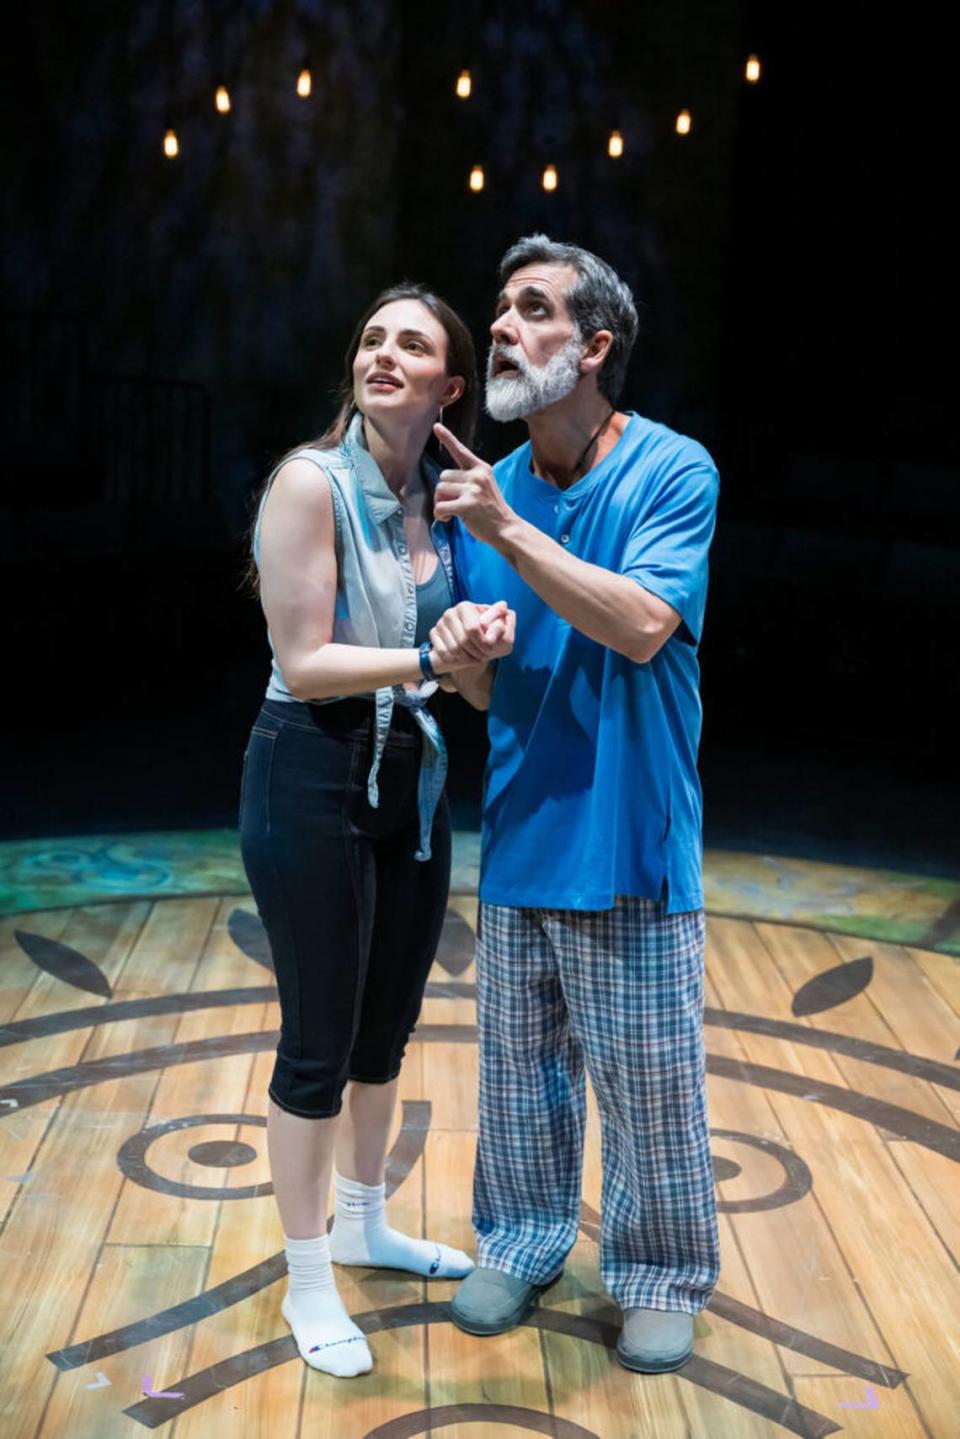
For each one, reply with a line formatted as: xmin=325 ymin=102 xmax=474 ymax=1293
xmin=282 ymin=1233 xmax=372 ymax=1377
xmin=329 ymin=1170 xmax=474 ymax=1278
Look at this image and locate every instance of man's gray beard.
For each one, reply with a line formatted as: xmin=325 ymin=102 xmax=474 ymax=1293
xmin=484 ymin=335 xmax=583 ymax=422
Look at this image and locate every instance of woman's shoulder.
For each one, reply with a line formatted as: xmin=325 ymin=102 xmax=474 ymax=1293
xmin=270 ymin=445 xmax=353 ymax=500
xmin=262 ymin=452 xmax=341 ymax=528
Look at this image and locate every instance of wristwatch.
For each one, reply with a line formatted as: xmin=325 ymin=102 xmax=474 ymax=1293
xmin=419 ymin=641 xmax=442 ymax=681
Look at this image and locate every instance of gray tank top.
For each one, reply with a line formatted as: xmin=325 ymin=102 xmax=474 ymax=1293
xmin=414 ymin=559 xmax=453 ymax=647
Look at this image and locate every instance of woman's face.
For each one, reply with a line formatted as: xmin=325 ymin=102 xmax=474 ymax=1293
xmin=353 ymin=298 xmax=463 ymax=423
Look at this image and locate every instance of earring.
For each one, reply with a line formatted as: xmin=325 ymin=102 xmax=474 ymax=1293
xmin=438 ymin=404 xmax=445 ymax=426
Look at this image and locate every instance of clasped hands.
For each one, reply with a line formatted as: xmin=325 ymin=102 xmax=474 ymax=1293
xmin=429 ymin=600 xmax=516 ymax=678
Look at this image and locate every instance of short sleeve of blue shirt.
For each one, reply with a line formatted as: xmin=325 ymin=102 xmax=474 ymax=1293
xmin=620 ymin=457 xmax=719 ymax=646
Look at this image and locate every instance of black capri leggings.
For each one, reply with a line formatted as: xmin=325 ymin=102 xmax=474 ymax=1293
xmin=239 ymin=697 xmax=451 ymax=1118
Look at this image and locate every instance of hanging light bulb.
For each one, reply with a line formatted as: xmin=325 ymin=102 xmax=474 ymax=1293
xmin=608 ymin=130 xmax=624 ymax=158
xmin=215 ymin=85 xmax=231 ymax=113
xmin=297 ymin=68 xmax=312 ymax=98
xmin=675 ymin=109 xmax=692 ymax=135
xmin=542 ymin=163 xmax=558 ymax=192
xmin=469 ymin=165 xmax=484 ymax=192
xmin=745 ymin=54 xmax=761 ymax=83
xmin=456 ymin=69 xmax=472 ymax=99
xmin=163 ymin=129 xmax=179 ymax=158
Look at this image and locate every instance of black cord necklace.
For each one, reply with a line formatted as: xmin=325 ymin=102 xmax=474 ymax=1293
xmin=572 ymin=407 xmax=616 ymax=480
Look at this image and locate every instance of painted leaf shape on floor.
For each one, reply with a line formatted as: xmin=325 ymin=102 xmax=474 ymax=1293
xmin=14 ymin=930 xmax=113 ymax=998
xmin=791 ymin=954 xmax=873 ymax=1016
xmin=227 ymin=909 xmax=274 ymax=971
xmin=435 ymin=907 xmax=476 ymax=976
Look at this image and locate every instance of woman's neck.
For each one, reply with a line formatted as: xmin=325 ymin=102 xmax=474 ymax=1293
xmin=362 ymin=414 xmax=430 ymax=500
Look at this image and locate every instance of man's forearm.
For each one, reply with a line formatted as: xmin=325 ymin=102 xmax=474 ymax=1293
xmin=495 ymin=516 xmax=674 ymax=664
xmin=441 ymin=660 xmax=495 ymax=711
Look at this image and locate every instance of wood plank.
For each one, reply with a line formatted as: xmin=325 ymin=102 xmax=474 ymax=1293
xmin=172 ymin=1040 xmax=299 ymax=1439
xmin=297 ymin=1086 xmax=428 ymax=1439
xmin=0 ymin=1099 xmax=61 ymax=1228
xmin=11 ymin=901 xmax=151 ymax=1024
xmin=424 ymin=1129 xmax=550 ymax=1439
xmin=753 ymin=922 xmax=956 ymax=1130
xmin=0 ymin=1073 xmax=158 ymax=1439
xmin=906 ymin=944 xmax=960 ymax=1019
xmin=106 ymin=898 xmax=260 ymax=1248
xmin=83 ymin=896 xmax=219 ymax=1060
xmin=1 ymin=903 xmax=152 ymax=1231
xmin=830 ymin=934 xmax=960 ymax=1126
xmin=792 ymin=1375 xmax=928 ymax=1438
xmin=172 ymin=1188 xmax=301 ymax=1439
xmin=694 ymin=1212 xmax=789 ymax=1401
xmin=36 ymin=1242 xmax=205 ymax=1439
xmin=883 ymin=1138 xmax=960 ymax=1263
xmin=705 ymin=920 xmax=901 ymax=1378
xmin=0 ymin=908 xmax=74 ymax=1022
xmin=788 ymin=1121 xmax=960 ymax=1439
xmin=419 ymin=1014 xmax=478 ymax=1132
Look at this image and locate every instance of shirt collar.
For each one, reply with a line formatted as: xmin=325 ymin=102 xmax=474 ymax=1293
xmin=343 ymin=410 xmax=442 ymax=521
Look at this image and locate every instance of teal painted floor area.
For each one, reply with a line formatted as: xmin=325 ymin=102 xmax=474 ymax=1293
xmin=0 ymin=829 xmax=958 ymax=956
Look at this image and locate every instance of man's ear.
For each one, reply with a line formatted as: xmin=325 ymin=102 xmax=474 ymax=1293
xmin=580 ymin=330 xmax=614 ymax=374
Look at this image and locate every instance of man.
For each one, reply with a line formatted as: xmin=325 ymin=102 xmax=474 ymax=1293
xmin=429 ymin=235 xmax=720 ymax=1373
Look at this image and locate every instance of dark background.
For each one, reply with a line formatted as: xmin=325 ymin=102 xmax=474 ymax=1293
xmin=3 ymin=1 xmax=956 ymax=875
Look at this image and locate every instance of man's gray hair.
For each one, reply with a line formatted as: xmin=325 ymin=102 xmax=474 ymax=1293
xmin=498 ymin=234 xmax=639 ymax=405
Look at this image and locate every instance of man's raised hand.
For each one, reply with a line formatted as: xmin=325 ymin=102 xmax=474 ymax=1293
xmin=433 ymin=422 xmax=515 ymax=545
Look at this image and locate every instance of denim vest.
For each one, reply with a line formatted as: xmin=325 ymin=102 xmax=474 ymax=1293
xmin=252 ymin=412 xmax=455 ymax=861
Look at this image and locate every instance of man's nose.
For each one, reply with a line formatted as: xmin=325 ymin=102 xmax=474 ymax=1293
xmin=490 ymin=311 xmax=517 ymax=344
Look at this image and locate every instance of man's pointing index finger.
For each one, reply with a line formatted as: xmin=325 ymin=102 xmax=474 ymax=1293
xmin=433 ymin=421 xmax=481 ymax=469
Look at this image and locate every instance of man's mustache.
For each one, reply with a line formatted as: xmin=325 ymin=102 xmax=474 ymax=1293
xmin=486 ymin=344 xmax=529 ymax=381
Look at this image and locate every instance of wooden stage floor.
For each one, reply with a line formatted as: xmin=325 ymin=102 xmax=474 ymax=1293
xmin=1 ymin=864 xmax=958 ymax=1438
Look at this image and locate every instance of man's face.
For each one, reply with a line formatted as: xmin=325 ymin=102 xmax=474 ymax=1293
xmin=485 ymin=262 xmax=584 ymax=422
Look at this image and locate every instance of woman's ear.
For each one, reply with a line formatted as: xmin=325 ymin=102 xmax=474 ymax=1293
xmin=443 ymin=376 xmax=466 ymax=406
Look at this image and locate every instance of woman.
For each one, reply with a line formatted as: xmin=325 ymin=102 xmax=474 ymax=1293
xmin=241 ymin=284 xmax=513 ymax=1377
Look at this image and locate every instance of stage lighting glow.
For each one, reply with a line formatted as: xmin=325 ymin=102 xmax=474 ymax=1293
xmin=542 ymin=164 xmax=558 ymax=191
xmin=163 ymin=129 xmax=179 ymax=158
xmin=675 ymin=109 xmax=692 ymax=135
xmin=456 ymin=70 xmax=472 ymax=99
xmin=215 ymin=86 xmax=231 ymax=113
xmin=608 ymin=130 xmax=624 ymax=158
xmin=297 ymin=69 xmax=312 ymax=98
xmin=469 ymin=165 xmax=484 ymax=192
xmin=746 ymin=55 xmax=761 ymax=83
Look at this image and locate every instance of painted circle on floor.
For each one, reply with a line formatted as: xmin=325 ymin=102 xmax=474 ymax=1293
xmin=116 ymin=1112 xmax=271 ymax=1200
xmin=710 ymin=1128 xmax=813 ymax=1212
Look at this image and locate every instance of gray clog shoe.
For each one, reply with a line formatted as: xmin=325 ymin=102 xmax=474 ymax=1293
xmin=450 ymin=1266 xmax=563 ymax=1336
xmin=616 ymin=1307 xmax=694 ymax=1373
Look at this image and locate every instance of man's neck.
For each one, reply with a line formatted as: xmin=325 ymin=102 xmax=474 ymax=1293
xmin=526 ymin=395 xmax=628 ymax=490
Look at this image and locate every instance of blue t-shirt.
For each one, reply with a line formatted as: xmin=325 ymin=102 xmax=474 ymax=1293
xmin=452 ymin=411 xmax=719 ymax=914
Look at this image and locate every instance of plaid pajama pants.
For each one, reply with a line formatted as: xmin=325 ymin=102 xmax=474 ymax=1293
xmin=473 ymin=897 xmax=720 ymax=1312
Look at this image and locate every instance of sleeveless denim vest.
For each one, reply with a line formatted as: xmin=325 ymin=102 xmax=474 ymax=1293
xmin=252 ymin=411 xmax=456 ymax=861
